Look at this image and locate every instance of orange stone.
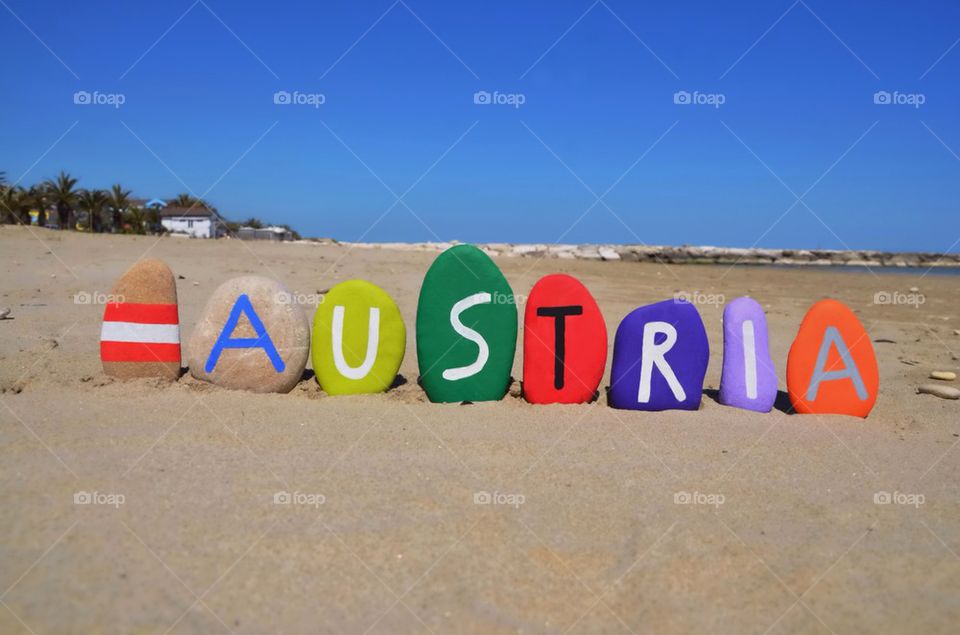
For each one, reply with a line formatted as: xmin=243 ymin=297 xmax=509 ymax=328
xmin=787 ymin=299 xmax=878 ymax=417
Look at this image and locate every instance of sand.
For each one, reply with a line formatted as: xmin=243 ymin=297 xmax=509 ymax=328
xmin=1 ymin=225 xmax=958 ymax=634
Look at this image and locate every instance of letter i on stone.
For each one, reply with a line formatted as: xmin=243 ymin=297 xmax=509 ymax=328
xmin=718 ymin=297 xmax=777 ymax=412
xmin=609 ymin=298 xmax=709 ymax=411
xmin=416 ymin=245 xmax=517 ymax=403
xmin=311 ymin=280 xmax=406 ymax=395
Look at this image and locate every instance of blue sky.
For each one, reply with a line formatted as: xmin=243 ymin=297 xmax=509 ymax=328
xmin=2 ymin=0 xmax=959 ymax=251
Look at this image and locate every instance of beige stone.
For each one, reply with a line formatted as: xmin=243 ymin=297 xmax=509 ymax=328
xmin=100 ymin=259 xmax=180 ymax=381
xmin=917 ymin=384 xmax=960 ymax=400
xmin=187 ymin=276 xmax=309 ymax=393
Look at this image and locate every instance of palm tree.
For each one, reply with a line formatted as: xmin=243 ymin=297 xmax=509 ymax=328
xmin=0 ymin=185 xmax=21 ymax=224
xmin=107 ymin=184 xmax=131 ymax=233
xmin=124 ymin=206 xmax=147 ymax=235
xmin=44 ymin=171 xmax=79 ymax=230
xmin=169 ymin=193 xmax=214 ymax=211
xmin=77 ymin=189 xmax=108 ymax=232
xmin=27 ymin=185 xmax=48 ymax=226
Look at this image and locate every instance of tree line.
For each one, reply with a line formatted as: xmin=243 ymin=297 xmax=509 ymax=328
xmin=0 ymin=170 xmax=299 ymax=239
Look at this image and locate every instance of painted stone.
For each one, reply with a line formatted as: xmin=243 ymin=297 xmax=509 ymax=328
xmin=416 ymin=244 xmax=517 ymax=403
xmin=311 ymin=279 xmax=406 ymax=395
xmin=609 ymin=299 xmax=709 ymax=411
xmin=523 ymin=274 xmax=607 ymax=404
xmin=718 ymin=297 xmax=777 ymax=412
xmin=187 ymin=276 xmax=309 ymax=393
xmin=100 ymin=259 xmax=181 ymax=380
xmin=787 ymin=299 xmax=878 ymax=417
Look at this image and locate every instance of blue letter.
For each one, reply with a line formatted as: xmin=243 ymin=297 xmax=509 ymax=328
xmin=205 ymin=294 xmax=285 ymax=373
xmin=807 ymin=326 xmax=867 ymax=401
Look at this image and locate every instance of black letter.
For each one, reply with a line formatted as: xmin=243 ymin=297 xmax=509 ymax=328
xmin=536 ymin=305 xmax=583 ymax=389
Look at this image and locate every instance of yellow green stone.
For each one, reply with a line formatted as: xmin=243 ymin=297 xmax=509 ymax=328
xmin=311 ymin=279 xmax=406 ymax=395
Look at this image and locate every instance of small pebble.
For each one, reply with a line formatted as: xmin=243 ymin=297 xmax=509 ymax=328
xmin=192 ymin=281 xmax=199 ymax=286
xmin=917 ymin=384 xmax=960 ymax=400
xmin=0 ymin=308 xmax=10 ymax=319
xmin=930 ymin=371 xmax=956 ymax=381
xmin=954 ymin=329 xmax=960 ymax=336
xmin=909 ymin=286 xmax=920 ymax=292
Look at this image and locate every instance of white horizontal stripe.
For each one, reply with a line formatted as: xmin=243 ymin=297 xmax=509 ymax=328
xmin=101 ymin=321 xmax=180 ymax=344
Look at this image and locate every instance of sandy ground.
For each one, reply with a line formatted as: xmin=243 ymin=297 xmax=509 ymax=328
xmin=1 ymin=225 xmax=958 ymax=634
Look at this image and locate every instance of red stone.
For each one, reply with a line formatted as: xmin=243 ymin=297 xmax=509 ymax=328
xmin=523 ymin=274 xmax=607 ymax=404
xmin=787 ymin=299 xmax=879 ymax=417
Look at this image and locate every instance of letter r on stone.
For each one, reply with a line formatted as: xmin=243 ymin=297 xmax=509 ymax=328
xmin=638 ymin=321 xmax=686 ymax=403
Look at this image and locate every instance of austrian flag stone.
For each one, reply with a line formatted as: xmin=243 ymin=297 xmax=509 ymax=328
xmin=100 ymin=259 xmax=181 ymax=380
xmin=100 ymin=302 xmax=180 ymax=362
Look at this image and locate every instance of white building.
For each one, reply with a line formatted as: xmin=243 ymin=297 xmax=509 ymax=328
xmin=159 ymin=207 xmax=226 ymax=239
xmin=237 ymin=225 xmax=294 ymax=241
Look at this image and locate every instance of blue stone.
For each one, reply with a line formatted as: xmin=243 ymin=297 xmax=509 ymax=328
xmin=609 ymin=299 xmax=709 ymax=411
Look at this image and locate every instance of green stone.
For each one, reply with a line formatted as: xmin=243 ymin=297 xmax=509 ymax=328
xmin=312 ymin=279 xmax=406 ymax=395
xmin=416 ymin=245 xmax=517 ymax=403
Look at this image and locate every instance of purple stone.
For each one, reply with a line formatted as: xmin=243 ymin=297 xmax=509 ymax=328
xmin=718 ymin=297 xmax=777 ymax=412
xmin=609 ymin=299 xmax=709 ymax=411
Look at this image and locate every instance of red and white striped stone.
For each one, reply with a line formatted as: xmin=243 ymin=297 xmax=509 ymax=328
xmin=100 ymin=259 xmax=181 ymax=380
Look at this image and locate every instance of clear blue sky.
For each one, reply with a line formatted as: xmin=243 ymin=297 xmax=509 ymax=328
xmin=2 ymin=0 xmax=958 ymax=251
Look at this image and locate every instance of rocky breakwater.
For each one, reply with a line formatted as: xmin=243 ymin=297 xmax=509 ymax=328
xmin=324 ymin=241 xmax=960 ymax=268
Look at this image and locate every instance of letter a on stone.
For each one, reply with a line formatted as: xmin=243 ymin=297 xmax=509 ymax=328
xmin=807 ymin=327 xmax=868 ymax=401
xmin=787 ymin=299 xmax=878 ymax=417
xmin=312 ymin=279 xmax=405 ymax=395
xmin=187 ymin=276 xmax=309 ymax=393
xmin=205 ymin=294 xmax=285 ymax=373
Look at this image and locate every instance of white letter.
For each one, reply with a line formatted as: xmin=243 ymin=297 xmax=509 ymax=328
xmin=443 ymin=292 xmax=491 ymax=381
xmin=637 ymin=321 xmax=685 ymax=403
xmin=332 ymin=306 xmax=379 ymax=380
xmin=742 ymin=320 xmax=758 ymax=399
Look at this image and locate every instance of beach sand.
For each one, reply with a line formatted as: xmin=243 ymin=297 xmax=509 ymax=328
xmin=1 ymin=225 xmax=958 ymax=634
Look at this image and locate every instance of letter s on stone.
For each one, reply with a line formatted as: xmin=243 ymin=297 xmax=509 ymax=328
xmin=442 ymin=292 xmax=492 ymax=381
